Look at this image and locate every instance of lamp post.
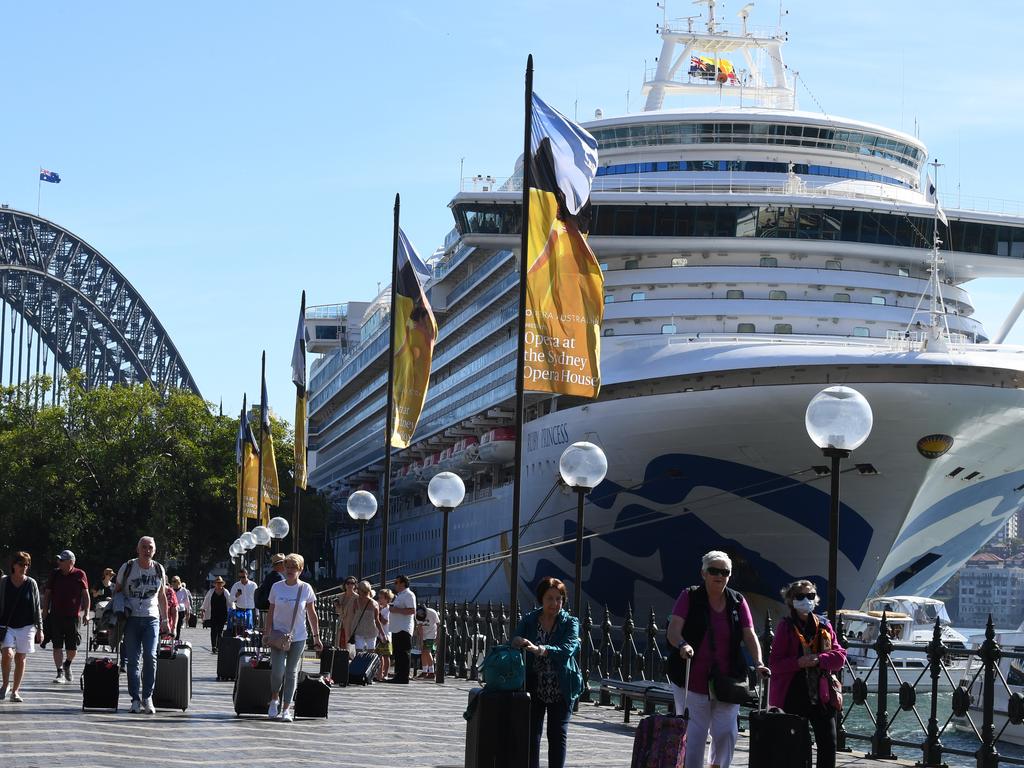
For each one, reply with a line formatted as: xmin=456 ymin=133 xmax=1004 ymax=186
xmin=558 ymin=442 xmax=608 ymax=618
xmin=805 ymin=385 xmax=873 ymax=624
xmin=268 ymin=516 xmax=290 ymax=555
xmin=347 ymin=490 xmax=378 ymax=580
xmin=428 ymin=471 xmax=466 ymax=685
xmin=253 ymin=525 xmax=271 ymax=578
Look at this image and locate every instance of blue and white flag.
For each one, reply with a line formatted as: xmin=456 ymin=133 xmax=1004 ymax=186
xmin=39 ymin=169 xmax=61 ymax=184
xmin=530 ymin=94 xmax=598 ymax=216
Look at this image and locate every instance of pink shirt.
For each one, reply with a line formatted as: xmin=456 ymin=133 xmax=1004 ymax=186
xmin=671 ymin=589 xmax=753 ymax=695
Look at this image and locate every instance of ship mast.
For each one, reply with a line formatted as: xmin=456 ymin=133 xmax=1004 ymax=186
xmin=643 ymin=0 xmax=793 ymax=111
xmin=905 ymin=159 xmax=953 ymax=351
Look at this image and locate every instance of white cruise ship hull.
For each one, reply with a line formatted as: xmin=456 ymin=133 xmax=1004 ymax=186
xmin=338 ymin=344 xmax=1024 ymax=617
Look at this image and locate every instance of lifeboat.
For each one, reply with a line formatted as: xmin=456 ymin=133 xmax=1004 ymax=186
xmin=392 ymin=464 xmax=418 ymax=493
xmin=449 ymin=436 xmax=480 ymax=476
xmin=419 ymin=452 xmax=443 ymax=481
xmin=437 ymin=446 xmax=455 ymax=473
xmin=476 ymin=427 xmax=515 ymax=464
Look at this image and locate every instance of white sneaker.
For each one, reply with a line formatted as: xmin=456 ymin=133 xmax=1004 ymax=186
xmin=52 ymin=669 xmax=65 ymax=684
xmin=268 ymin=700 xmax=280 ymax=719
xmin=63 ymin=663 xmax=73 ymax=684
xmin=281 ymin=707 xmax=294 ymax=722
xmin=130 ymin=699 xmax=142 ymax=714
xmin=142 ymin=697 xmax=156 ymax=714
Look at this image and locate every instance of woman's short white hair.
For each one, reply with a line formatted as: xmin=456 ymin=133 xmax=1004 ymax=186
xmin=701 ymin=550 xmax=732 ymax=572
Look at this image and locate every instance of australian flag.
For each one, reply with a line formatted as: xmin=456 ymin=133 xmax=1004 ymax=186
xmin=39 ymin=169 xmax=61 ymax=184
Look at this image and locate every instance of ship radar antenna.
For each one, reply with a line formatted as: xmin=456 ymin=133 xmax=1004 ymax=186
xmin=738 ymin=3 xmax=754 ymax=36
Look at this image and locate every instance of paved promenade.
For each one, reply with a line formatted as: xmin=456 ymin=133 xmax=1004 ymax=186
xmin=0 ymin=625 xmax=911 ymax=768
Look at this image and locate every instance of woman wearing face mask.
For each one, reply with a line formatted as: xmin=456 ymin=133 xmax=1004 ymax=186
xmin=768 ymin=580 xmax=847 ymax=768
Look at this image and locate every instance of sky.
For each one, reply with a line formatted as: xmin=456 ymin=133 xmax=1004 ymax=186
xmin=3 ymin=1 xmax=1024 ymax=418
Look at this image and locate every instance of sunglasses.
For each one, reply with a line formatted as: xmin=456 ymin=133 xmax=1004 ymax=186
xmin=706 ymin=567 xmax=731 ymax=577
xmin=793 ymin=592 xmax=817 ymax=601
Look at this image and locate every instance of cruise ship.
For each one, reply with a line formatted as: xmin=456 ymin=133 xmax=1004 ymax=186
xmin=306 ymin=5 xmax=1024 ymax=618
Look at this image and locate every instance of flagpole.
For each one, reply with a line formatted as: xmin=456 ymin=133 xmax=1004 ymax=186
xmin=37 ymin=170 xmax=41 ymax=217
xmin=509 ymin=54 xmax=534 ymax=626
xmin=257 ymin=352 xmax=266 ymax=550
xmin=380 ymin=192 xmax=401 ymax=590
xmin=294 ymin=290 xmax=306 ymax=560
xmin=239 ymin=396 xmax=247 ymax=539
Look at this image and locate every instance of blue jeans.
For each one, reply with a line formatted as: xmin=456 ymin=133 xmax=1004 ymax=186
xmin=123 ymin=616 xmax=159 ymax=701
xmin=529 ymin=695 xmax=572 ymax=768
xmin=270 ymin=642 xmax=305 ymax=708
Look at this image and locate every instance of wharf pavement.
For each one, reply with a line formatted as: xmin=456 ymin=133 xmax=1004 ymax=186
xmin=0 ymin=625 xmax=912 ymax=768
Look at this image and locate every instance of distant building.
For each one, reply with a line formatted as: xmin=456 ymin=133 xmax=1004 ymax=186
xmin=957 ymin=553 xmax=1024 ymax=629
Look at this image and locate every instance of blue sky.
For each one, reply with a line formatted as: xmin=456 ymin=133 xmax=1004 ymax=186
xmin=2 ymin=1 xmax=1023 ymax=416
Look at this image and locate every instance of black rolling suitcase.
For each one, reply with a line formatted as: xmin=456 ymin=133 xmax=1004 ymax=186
xmin=320 ymin=646 xmax=350 ymax=687
xmin=233 ymin=653 xmax=273 ymax=716
xmin=293 ymin=672 xmax=331 ymax=718
xmin=218 ymin=631 xmax=257 ymax=681
xmin=748 ymin=679 xmax=812 ymax=768
xmin=153 ymin=640 xmax=192 ymax=711
xmin=348 ymin=651 xmax=380 ymax=685
xmin=81 ymin=622 xmax=120 ymax=711
xmin=465 ymin=687 xmax=531 ymax=768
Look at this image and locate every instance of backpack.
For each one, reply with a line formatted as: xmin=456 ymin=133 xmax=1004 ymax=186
xmin=254 ymin=571 xmax=279 ymax=611
xmin=480 ymin=644 xmax=525 ymax=691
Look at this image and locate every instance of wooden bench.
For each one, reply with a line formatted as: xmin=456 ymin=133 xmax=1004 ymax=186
xmin=592 ymin=678 xmax=676 ymax=723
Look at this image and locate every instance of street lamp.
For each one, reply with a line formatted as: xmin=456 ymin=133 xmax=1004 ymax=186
xmin=559 ymin=442 xmax=608 ymax=618
xmin=253 ymin=525 xmax=271 ymax=576
xmin=427 ymin=471 xmax=466 ymax=685
xmin=268 ymin=516 xmax=290 ymax=554
xmin=347 ymin=490 xmax=378 ymax=580
xmin=240 ymin=531 xmax=257 ymax=552
xmin=805 ymin=385 xmax=873 ymax=624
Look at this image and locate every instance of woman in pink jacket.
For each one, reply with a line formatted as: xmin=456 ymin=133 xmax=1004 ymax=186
xmin=768 ymin=580 xmax=846 ymax=768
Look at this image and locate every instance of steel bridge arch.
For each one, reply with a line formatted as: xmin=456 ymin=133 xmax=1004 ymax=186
xmin=0 ymin=207 xmax=200 ymax=395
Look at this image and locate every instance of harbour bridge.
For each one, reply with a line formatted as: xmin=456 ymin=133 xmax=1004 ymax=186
xmin=0 ymin=206 xmax=199 ymax=403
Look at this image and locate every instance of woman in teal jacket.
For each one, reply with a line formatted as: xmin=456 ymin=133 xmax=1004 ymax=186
xmin=512 ymin=576 xmax=584 ymax=768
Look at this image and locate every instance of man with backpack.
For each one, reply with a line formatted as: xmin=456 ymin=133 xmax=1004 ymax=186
xmin=255 ymin=554 xmax=285 ymax=613
xmin=114 ymin=536 xmax=170 ymax=714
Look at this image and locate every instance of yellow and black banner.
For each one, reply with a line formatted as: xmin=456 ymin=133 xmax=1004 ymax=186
xmin=390 ymin=228 xmax=437 ymax=448
xmin=524 ymin=93 xmax=604 ymax=398
xmin=260 ymin=371 xmax=281 ymax=518
xmin=236 ymin=402 xmax=261 ymax=525
xmin=291 ymin=292 xmax=308 ymax=490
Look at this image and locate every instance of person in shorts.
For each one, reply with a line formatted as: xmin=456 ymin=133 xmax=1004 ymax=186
xmin=415 ymin=604 xmax=440 ymax=679
xmin=0 ymin=552 xmax=44 ymax=702
xmin=42 ymin=549 xmax=89 ymax=684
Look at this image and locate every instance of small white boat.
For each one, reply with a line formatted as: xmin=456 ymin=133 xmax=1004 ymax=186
xmin=863 ymin=595 xmax=969 ymax=649
xmin=475 ymin=427 xmax=515 ymax=464
xmin=418 ymin=452 xmax=442 ymax=481
xmin=955 ymin=626 xmax=1024 ymax=746
xmin=448 ymin=436 xmax=479 ymax=476
xmin=837 ymin=609 xmax=967 ymax=691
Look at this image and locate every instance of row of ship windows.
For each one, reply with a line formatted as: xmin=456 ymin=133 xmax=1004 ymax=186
xmin=596 ymin=160 xmax=908 ymax=187
xmin=587 ymin=122 xmax=923 ymax=166
xmin=456 ymin=203 xmax=1024 ymax=257
xmin=604 ymin=291 xmax=893 ymax=304
xmin=604 ymin=256 xmax=913 ymax=275
xmin=601 ymin=323 xmax=873 ymax=337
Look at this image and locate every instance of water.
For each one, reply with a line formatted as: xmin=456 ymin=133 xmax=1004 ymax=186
xmin=841 ymin=691 xmax=1024 ymax=766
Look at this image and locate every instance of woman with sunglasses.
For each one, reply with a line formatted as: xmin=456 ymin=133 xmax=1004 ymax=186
xmin=666 ymin=550 xmax=768 ymax=768
xmin=768 ymin=580 xmax=846 ymax=768
xmin=0 ymin=552 xmax=44 ymax=702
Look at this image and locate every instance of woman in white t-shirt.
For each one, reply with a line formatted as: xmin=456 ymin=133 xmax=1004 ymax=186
xmin=264 ymin=553 xmax=323 ymax=722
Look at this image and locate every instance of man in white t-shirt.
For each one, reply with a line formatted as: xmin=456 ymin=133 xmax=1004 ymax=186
xmin=114 ymin=536 xmax=170 ymax=715
xmin=386 ymin=575 xmax=416 ymax=684
xmin=229 ymin=570 xmax=257 ymax=630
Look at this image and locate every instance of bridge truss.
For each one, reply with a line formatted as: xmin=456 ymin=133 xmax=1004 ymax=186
xmin=0 ymin=207 xmax=200 ymax=400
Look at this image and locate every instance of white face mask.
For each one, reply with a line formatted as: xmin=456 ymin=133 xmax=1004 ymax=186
xmin=793 ymin=598 xmax=816 ymax=614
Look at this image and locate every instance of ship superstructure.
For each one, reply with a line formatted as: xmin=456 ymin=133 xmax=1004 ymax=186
xmin=306 ymin=4 xmax=1024 ymax=615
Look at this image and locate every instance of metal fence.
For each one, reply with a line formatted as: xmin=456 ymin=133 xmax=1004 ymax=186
xmin=309 ymin=588 xmax=1024 ymax=768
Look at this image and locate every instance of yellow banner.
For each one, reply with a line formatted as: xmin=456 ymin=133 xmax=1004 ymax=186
xmin=390 ymin=229 xmax=437 ymax=449
xmin=238 ymin=443 xmax=260 ymax=523
xmin=261 ymin=431 xmax=280 ymax=518
xmin=294 ymin=393 xmax=307 ymax=490
xmin=524 ymin=187 xmax=604 ymax=397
